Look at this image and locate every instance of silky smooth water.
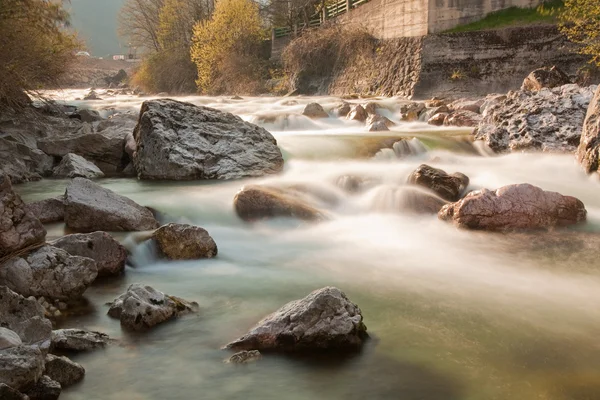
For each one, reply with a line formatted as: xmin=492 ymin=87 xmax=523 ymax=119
xmin=18 ymin=91 xmax=600 ymax=400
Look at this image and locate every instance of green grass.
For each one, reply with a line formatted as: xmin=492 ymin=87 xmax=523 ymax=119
xmin=445 ymin=0 xmax=564 ymax=33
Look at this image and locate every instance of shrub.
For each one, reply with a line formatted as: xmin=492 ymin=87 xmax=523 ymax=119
xmin=559 ymin=0 xmax=600 ymax=66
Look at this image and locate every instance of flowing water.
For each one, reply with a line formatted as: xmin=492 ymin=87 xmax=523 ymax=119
xmin=17 ymin=90 xmax=600 ymax=400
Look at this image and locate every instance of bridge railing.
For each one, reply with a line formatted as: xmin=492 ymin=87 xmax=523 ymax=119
xmin=272 ymin=0 xmax=371 ymax=39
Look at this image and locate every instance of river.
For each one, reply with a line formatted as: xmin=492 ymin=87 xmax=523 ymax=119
xmin=17 ymin=90 xmax=600 ymax=400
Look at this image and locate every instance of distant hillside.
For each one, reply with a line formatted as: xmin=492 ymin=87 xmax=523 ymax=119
xmin=68 ymin=0 xmax=126 ymax=57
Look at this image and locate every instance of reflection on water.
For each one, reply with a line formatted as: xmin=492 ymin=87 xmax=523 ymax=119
xmin=17 ymin=92 xmax=600 ymax=400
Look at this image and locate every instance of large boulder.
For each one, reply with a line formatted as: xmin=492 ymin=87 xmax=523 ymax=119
xmin=43 ymin=354 xmax=84 ymax=387
xmin=107 ymin=284 xmax=198 ymax=331
xmin=51 ymin=231 xmax=127 ymax=277
xmin=0 ymin=245 xmax=98 ymax=300
xmin=50 ymin=329 xmax=110 ymax=353
xmin=0 ymin=139 xmax=53 ymax=184
xmin=475 ymin=85 xmax=597 ymax=153
xmin=302 ymin=103 xmax=328 ymax=119
xmin=52 ymin=153 xmax=104 ymax=179
xmin=233 ymin=185 xmax=325 ymax=222
xmin=407 ymin=164 xmax=469 ymax=202
xmin=25 ymin=197 xmax=65 ymax=224
xmin=133 ymin=99 xmax=284 ymax=180
xmin=0 ymin=346 xmax=45 ymax=391
xmin=64 ymin=178 xmax=158 ymax=232
xmin=225 ymin=287 xmax=368 ymax=352
xmin=522 ymin=66 xmax=571 ymax=91
xmin=0 ymin=174 xmax=46 ymax=258
xmin=439 ymin=184 xmax=587 ymax=231
xmin=152 ymin=223 xmax=217 ymax=260
xmin=0 ymin=286 xmax=52 ymax=349
xmin=577 ymin=85 xmax=600 ymax=174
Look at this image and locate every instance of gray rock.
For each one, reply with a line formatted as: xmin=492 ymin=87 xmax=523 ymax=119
xmin=0 ymin=346 xmax=44 ymax=391
xmin=333 ymin=102 xmax=351 ymax=117
xmin=0 ymin=245 xmax=98 ymax=300
xmin=577 ymin=85 xmax=600 ymax=174
xmin=50 ymin=329 xmax=110 ymax=352
xmin=448 ymin=99 xmax=483 ymax=114
xmin=407 ymin=164 xmax=469 ymax=202
xmin=233 ymin=185 xmax=325 ymax=222
xmin=475 ymin=85 xmax=597 ymax=153
xmin=152 ymin=224 xmax=217 ymax=260
xmin=0 ymin=328 xmax=22 ymax=350
xmin=76 ymin=109 xmax=103 ymax=123
xmin=0 ymin=138 xmax=54 ymax=184
xmin=52 ymin=153 xmax=104 ymax=179
xmin=302 ymin=103 xmax=329 ymax=119
xmin=64 ymin=178 xmax=158 ymax=232
xmin=107 ymin=284 xmax=198 ymax=331
xmin=0 ymin=286 xmax=52 ymax=349
xmin=0 ymin=174 xmax=46 ymax=258
xmin=367 ymin=120 xmax=389 ymax=132
xmin=51 ymin=232 xmax=127 ymax=277
xmin=25 ymin=197 xmax=65 ymax=224
xmin=0 ymin=383 xmax=28 ymax=400
xmin=25 ymin=375 xmax=61 ymax=400
xmin=522 ymin=66 xmax=571 ymax=91
xmin=83 ymin=90 xmax=102 ymax=101
xmin=226 ymin=350 xmax=262 ymax=364
xmin=439 ymin=184 xmax=587 ymax=231
xmin=225 ymin=287 xmax=368 ymax=352
xmin=43 ymin=354 xmax=84 ymax=387
xmin=133 ymin=99 xmax=284 ymax=180
xmin=443 ymin=110 xmax=481 ymax=127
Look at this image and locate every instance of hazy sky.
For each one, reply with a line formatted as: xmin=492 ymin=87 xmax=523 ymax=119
xmin=68 ymin=0 xmax=126 ymax=56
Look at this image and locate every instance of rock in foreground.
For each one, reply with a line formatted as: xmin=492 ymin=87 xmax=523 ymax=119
xmin=25 ymin=197 xmax=65 ymax=224
xmin=0 ymin=345 xmax=45 ymax=391
xmin=107 ymin=284 xmax=198 ymax=331
xmin=0 ymin=287 xmax=52 ymax=349
xmin=577 ymin=85 xmax=600 ymax=174
xmin=439 ymin=184 xmax=587 ymax=231
xmin=133 ymin=99 xmax=284 ymax=180
xmin=51 ymin=232 xmax=127 ymax=277
xmin=64 ymin=178 xmax=158 ymax=232
xmin=152 ymin=223 xmax=217 ymax=260
xmin=234 ymin=185 xmax=324 ymax=222
xmin=0 ymin=174 xmax=46 ymax=257
xmin=43 ymin=354 xmax=85 ymax=387
xmin=225 ymin=287 xmax=368 ymax=352
xmin=0 ymin=245 xmax=98 ymax=300
xmin=407 ymin=164 xmax=469 ymax=202
xmin=51 ymin=329 xmax=111 ymax=353
xmin=52 ymin=153 xmax=104 ymax=179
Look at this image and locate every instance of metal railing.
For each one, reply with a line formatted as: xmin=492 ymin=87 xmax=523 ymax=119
xmin=272 ymin=0 xmax=371 ymax=39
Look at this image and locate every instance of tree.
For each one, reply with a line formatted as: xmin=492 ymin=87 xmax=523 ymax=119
xmin=118 ymin=0 xmax=164 ymax=52
xmin=191 ymin=0 xmax=267 ymax=94
xmin=560 ymin=0 xmax=600 ymax=66
xmin=0 ymin=0 xmax=78 ymax=109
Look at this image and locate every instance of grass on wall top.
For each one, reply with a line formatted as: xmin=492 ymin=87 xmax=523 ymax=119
xmin=445 ymin=0 xmax=564 ymax=33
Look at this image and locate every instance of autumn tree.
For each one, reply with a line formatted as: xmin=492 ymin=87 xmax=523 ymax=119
xmin=560 ymin=0 xmax=600 ymax=66
xmin=191 ymin=0 xmax=267 ymax=94
xmin=0 ymin=0 xmax=79 ymax=109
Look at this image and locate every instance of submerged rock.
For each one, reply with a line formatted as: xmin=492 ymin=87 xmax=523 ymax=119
xmin=475 ymin=84 xmax=596 ymax=153
xmin=407 ymin=164 xmax=469 ymax=202
xmin=0 ymin=174 xmax=46 ymax=258
xmin=0 ymin=345 xmax=45 ymax=391
xmin=439 ymin=184 xmax=587 ymax=231
xmin=152 ymin=223 xmax=217 ymax=260
xmin=0 ymin=245 xmax=98 ymax=300
xmin=50 ymin=329 xmax=111 ymax=353
xmin=43 ymin=354 xmax=84 ymax=387
xmin=133 ymin=99 xmax=284 ymax=180
xmin=369 ymin=185 xmax=447 ymax=215
xmin=233 ymin=185 xmax=325 ymax=222
xmin=0 ymin=286 xmax=52 ymax=349
xmin=226 ymin=350 xmax=262 ymax=364
xmin=26 ymin=375 xmax=61 ymax=400
xmin=64 ymin=178 xmax=158 ymax=232
xmin=107 ymin=284 xmax=198 ymax=331
xmin=225 ymin=287 xmax=368 ymax=352
xmin=52 ymin=153 xmax=104 ymax=179
xmin=577 ymin=85 xmax=600 ymax=174
xmin=51 ymin=231 xmax=127 ymax=277
xmin=302 ymin=103 xmax=329 ymax=119
xmin=522 ymin=66 xmax=571 ymax=91
xmin=25 ymin=197 xmax=65 ymax=224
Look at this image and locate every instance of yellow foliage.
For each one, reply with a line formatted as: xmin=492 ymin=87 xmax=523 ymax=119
xmin=560 ymin=0 xmax=600 ymax=66
xmin=190 ymin=0 xmax=267 ymax=94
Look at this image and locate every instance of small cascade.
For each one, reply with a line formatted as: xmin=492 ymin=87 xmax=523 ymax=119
xmin=374 ymin=138 xmax=428 ymax=160
xmin=472 ymin=139 xmax=496 ymax=156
